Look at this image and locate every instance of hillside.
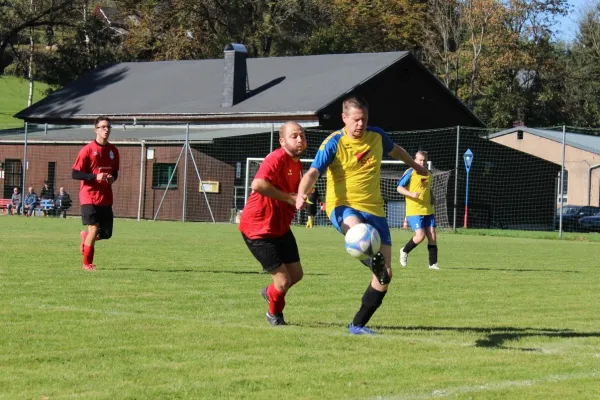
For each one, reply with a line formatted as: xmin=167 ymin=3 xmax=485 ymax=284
xmin=0 ymin=76 xmax=51 ymax=128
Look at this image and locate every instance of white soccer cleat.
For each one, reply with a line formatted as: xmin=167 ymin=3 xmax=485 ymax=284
xmin=399 ymin=248 xmax=408 ymax=267
xmin=429 ymin=263 xmax=440 ymax=270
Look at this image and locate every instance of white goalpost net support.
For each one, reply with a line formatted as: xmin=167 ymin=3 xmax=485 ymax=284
xmin=244 ymin=157 xmax=442 ymax=228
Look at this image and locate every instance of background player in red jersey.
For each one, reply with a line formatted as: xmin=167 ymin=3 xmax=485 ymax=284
xmin=239 ymin=121 xmax=307 ymax=326
xmin=72 ymin=116 xmax=120 ymax=271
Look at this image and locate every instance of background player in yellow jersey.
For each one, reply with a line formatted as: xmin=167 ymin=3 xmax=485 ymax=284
xmin=397 ymin=151 xmax=439 ymax=270
xmin=296 ymin=95 xmax=427 ymax=335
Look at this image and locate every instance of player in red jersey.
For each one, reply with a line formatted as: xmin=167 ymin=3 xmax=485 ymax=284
xmin=240 ymin=121 xmax=307 ymax=326
xmin=72 ymin=116 xmax=120 ymax=271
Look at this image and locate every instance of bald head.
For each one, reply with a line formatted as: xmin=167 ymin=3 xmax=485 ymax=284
xmin=279 ymin=121 xmax=303 ymax=138
xmin=278 ymin=121 xmax=307 ymax=159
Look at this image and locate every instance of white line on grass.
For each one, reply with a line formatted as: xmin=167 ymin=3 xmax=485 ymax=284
xmin=373 ymin=370 xmax=600 ymax=400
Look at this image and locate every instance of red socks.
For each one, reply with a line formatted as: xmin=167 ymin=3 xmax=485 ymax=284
xmin=267 ymin=284 xmax=286 ymax=315
xmin=83 ymin=245 xmax=95 ymax=265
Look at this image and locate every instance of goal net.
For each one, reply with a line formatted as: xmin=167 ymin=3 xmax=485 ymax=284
xmin=244 ymin=158 xmax=449 ymax=229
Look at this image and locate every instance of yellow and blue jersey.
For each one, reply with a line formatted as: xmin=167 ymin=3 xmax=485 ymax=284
xmin=311 ymin=126 xmax=394 ymax=217
xmin=398 ymin=169 xmax=434 ymax=216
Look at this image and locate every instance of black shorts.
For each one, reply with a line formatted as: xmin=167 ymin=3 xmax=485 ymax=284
xmin=242 ymin=230 xmax=300 ymax=272
xmin=81 ymin=205 xmax=114 ymax=240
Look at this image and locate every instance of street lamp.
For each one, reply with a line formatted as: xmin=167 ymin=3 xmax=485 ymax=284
xmin=463 ymin=149 xmax=474 ymax=228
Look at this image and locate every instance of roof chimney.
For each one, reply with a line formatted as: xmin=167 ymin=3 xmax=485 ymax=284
xmin=221 ymin=43 xmax=248 ymax=107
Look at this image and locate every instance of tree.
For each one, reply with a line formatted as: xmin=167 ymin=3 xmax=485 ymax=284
xmin=303 ymin=0 xmax=427 ymax=55
xmin=421 ymin=0 xmax=463 ymax=92
xmin=36 ymin=10 xmax=123 ymax=87
xmin=562 ymin=4 xmax=600 ymax=126
xmin=0 ymin=0 xmax=75 ymax=68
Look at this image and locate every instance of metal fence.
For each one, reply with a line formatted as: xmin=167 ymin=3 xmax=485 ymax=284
xmin=1 ymin=123 xmax=599 ymax=237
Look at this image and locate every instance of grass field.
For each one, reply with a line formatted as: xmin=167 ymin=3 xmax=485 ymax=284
xmin=0 ymin=75 xmax=50 ymax=128
xmin=1 ymin=217 xmax=599 ymax=399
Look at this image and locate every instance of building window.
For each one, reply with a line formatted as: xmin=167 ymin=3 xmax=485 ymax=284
xmin=517 ymin=130 xmax=523 ymax=140
xmin=47 ymin=161 xmax=56 ymax=189
xmin=152 ymin=163 xmax=178 ymax=189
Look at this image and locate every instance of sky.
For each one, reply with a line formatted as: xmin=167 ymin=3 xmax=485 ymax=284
xmin=554 ymin=0 xmax=593 ymax=41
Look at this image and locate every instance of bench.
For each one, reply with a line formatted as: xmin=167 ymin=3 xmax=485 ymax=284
xmin=35 ymin=199 xmax=55 ymax=217
xmin=0 ymin=199 xmax=11 ymax=215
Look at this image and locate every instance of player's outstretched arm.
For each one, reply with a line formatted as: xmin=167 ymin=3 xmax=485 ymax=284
xmin=251 ymin=178 xmax=295 ymax=205
xmin=389 ymin=145 xmax=427 ymax=176
xmin=296 ymin=168 xmax=320 ymax=210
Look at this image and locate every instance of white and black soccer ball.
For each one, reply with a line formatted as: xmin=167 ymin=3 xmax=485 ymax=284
xmin=344 ymin=223 xmax=381 ymax=260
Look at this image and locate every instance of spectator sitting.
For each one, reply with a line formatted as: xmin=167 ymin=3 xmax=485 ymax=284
xmin=7 ymin=187 xmax=22 ymax=215
xmin=23 ymin=187 xmax=38 ymax=217
xmin=54 ymin=187 xmax=72 ymax=219
xmin=40 ymin=181 xmax=55 ymax=216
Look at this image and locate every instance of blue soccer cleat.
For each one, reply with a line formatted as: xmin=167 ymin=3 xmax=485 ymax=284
xmin=348 ymin=323 xmax=377 ymax=335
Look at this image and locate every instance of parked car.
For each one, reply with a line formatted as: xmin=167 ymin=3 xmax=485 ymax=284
xmin=555 ymin=205 xmax=600 ymax=231
xmin=579 ymin=212 xmax=600 ymax=232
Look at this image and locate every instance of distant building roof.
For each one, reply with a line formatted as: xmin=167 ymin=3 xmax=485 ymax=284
xmin=489 ymin=127 xmax=600 ymax=156
xmin=15 ymin=51 xmax=483 ymax=129
xmin=0 ymin=125 xmax=270 ymax=144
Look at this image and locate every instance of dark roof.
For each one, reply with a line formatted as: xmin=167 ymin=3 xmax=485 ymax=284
xmin=490 ymin=127 xmax=600 ymax=156
xmin=15 ymin=51 xmax=482 ymax=127
xmin=94 ymin=5 xmax=131 ymax=29
xmin=0 ymin=125 xmax=270 ymax=144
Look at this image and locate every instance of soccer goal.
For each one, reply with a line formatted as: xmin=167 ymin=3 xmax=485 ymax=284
xmin=244 ymin=157 xmax=448 ymax=228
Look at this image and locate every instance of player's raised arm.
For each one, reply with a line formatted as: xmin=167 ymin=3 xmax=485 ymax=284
xmin=251 ymin=178 xmax=295 ymax=206
xmin=296 ymin=167 xmax=320 ymax=210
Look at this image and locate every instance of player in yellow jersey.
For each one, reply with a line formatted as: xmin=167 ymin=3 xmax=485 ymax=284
xmin=397 ymin=151 xmax=439 ymax=270
xmin=296 ymin=95 xmax=427 ymax=335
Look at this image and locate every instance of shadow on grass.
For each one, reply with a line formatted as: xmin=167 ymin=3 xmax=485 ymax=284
xmin=458 ymin=267 xmax=582 ymax=274
xmin=310 ymin=322 xmax=600 ymax=351
xmin=103 ymin=267 xmax=328 ymax=276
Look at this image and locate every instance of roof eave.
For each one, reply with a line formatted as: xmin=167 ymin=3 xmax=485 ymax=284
xmin=18 ymin=112 xmax=320 ymax=125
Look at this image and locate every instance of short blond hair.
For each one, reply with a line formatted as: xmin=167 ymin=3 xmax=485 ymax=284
xmin=342 ymin=95 xmax=368 ymax=114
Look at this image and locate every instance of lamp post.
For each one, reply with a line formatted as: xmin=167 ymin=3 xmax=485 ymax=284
xmin=463 ymin=149 xmax=474 ymax=228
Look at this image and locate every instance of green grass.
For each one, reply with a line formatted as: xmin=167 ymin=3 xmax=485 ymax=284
xmin=1 ymin=217 xmax=599 ymax=399
xmin=0 ymin=75 xmax=50 ymax=128
xmin=454 ymin=228 xmax=600 ymax=242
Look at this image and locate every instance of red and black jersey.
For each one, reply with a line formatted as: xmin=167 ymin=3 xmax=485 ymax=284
xmin=72 ymin=140 xmax=120 ymax=206
xmin=239 ymin=148 xmax=302 ymax=239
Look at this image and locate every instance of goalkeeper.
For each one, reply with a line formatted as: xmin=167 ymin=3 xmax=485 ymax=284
xmin=305 ymin=187 xmax=321 ymax=228
xmin=396 ymin=151 xmax=439 ymax=270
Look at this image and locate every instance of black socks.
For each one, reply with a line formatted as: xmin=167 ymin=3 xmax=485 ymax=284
xmin=352 ymin=285 xmax=387 ymax=327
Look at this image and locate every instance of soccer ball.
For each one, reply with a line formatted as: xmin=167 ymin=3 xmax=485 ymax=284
xmin=344 ymin=223 xmax=381 ymax=260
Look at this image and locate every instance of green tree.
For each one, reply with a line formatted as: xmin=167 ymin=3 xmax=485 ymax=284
xmin=561 ymin=4 xmax=600 ymax=126
xmin=0 ymin=0 xmax=75 ymax=70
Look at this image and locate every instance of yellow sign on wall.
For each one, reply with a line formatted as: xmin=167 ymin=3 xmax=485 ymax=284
xmin=199 ymin=181 xmax=220 ymax=193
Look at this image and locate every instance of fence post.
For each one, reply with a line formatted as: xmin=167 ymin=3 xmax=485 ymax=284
xmin=137 ymin=141 xmax=145 ymax=221
xmin=22 ymin=122 xmax=28 ymax=197
xmin=270 ymin=124 xmax=274 ymax=153
xmin=453 ymin=125 xmax=460 ymax=232
xmin=559 ymin=125 xmax=566 ymax=238
xmin=182 ymin=124 xmax=189 ymax=222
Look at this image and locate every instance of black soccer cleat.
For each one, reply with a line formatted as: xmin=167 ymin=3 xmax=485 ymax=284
xmin=266 ymin=312 xmax=287 ymax=326
xmin=261 ymin=287 xmax=286 ymax=325
xmin=370 ymin=252 xmax=391 ymax=285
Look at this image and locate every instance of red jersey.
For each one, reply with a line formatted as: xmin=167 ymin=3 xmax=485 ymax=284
xmin=239 ymin=148 xmax=302 ymax=239
xmin=72 ymin=140 xmax=120 ymax=206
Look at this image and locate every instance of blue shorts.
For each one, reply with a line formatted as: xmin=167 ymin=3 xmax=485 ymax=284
xmin=330 ymin=205 xmax=392 ymax=245
xmin=407 ymin=214 xmax=436 ymax=231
